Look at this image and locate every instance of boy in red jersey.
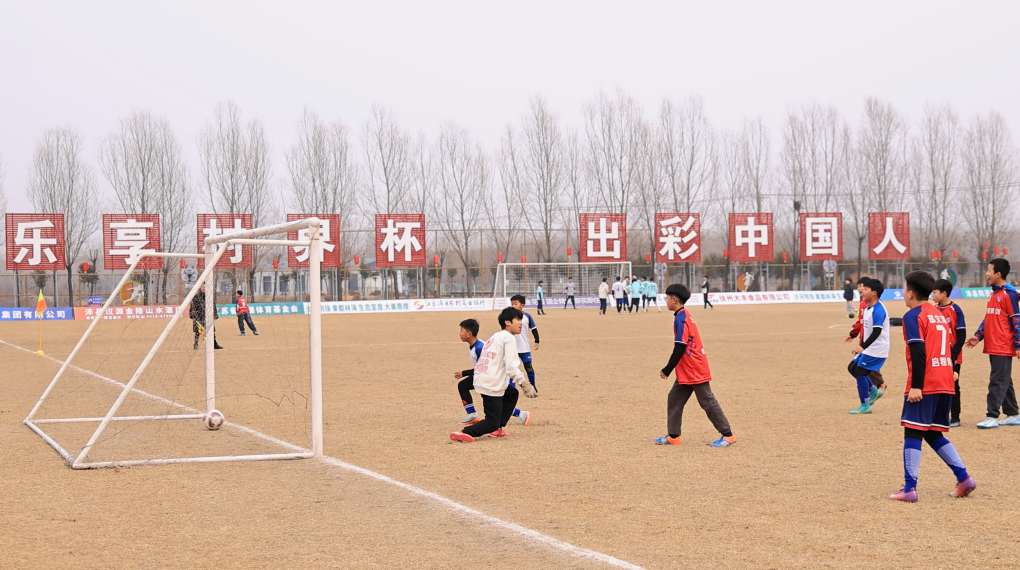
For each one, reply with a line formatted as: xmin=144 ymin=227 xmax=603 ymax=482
xmin=932 ymin=279 xmax=966 ymax=427
xmin=654 ymin=284 xmax=736 ymax=447
xmin=965 ymin=258 xmax=1020 ymax=429
xmin=890 ymin=271 xmax=975 ymax=503
xmin=235 ymin=290 xmax=258 ymax=336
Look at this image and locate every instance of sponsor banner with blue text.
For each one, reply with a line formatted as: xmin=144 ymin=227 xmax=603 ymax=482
xmin=1 ymin=307 xmax=76 ymax=321
xmin=218 ymin=302 xmax=306 ymax=317
xmin=74 ymin=305 xmax=183 ymax=320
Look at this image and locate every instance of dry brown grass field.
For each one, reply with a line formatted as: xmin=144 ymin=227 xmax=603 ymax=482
xmin=2 ymin=299 xmax=1018 ymax=569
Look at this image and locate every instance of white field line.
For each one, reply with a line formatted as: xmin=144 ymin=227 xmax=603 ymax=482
xmin=1 ymin=337 xmax=644 ymax=570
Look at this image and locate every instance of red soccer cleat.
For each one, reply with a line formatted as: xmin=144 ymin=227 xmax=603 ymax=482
xmin=951 ymin=477 xmax=976 ymax=498
xmin=485 ymin=428 xmax=509 ymax=438
xmin=450 ymin=431 xmax=475 ymax=443
xmin=889 ymin=488 xmax=918 ymax=503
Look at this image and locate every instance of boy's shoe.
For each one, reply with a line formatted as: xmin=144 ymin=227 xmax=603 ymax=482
xmin=239 ymin=332 xmax=245 ymax=336
xmin=949 ymin=419 xmax=961 ymax=428
xmin=890 ymin=488 xmax=918 ymax=503
xmin=458 ymin=413 xmax=480 ymax=425
xmin=867 ymin=386 xmax=883 ymax=405
xmin=214 ymin=344 xmax=224 ymax=350
xmin=999 ymin=415 xmax=1020 ymax=426
xmin=485 ymin=428 xmax=509 ymax=438
xmin=976 ymin=417 xmax=1000 ymax=429
xmin=950 ymin=476 xmax=977 ymax=498
xmin=710 ymin=435 xmax=737 ymax=447
xmin=450 ymin=431 xmax=475 ymax=443
xmin=653 ymin=435 xmax=681 ymax=445
xmin=848 ymin=403 xmax=873 ymax=414
xmin=518 ymin=410 xmax=531 ymax=426
xmin=253 ymin=331 xmax=259 ymax=336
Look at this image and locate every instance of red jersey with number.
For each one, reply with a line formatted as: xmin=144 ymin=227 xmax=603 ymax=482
xmin=935 ymin=302 xmax=966 ymax=365
xmin=672 ymin=308 xmax=712 ymax=384
xmin=902 ymin=303 xmax=955 ymax=396
xmin=850 ymin=300 xmax=869 ymax=344
xmin=236 ymin=295 xmax=249 ymax=314
xmin=976 ymin=285 xmax=1020 ymax=357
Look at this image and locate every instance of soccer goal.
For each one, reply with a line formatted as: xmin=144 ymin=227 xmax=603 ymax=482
xmin=492 ymin=262 xmax=632 ymax=299
xmin=24 ymin=217 xmax=325 ymax=469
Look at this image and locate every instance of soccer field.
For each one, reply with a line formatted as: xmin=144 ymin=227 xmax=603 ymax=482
xmin=2 ymin=300 xmax=1018 ymax=569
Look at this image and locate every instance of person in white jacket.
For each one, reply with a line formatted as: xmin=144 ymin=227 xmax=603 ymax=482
xmin=598 ymin=278 xmax=610 ymax=315
xmin=451 ymin=307 xmax=537 ymax=442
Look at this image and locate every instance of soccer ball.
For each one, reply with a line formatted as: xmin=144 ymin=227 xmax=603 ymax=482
xmin=203 ymin=409 xmax=225 ymax=430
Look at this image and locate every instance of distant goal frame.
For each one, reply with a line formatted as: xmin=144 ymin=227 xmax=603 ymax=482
xmin=23 ymin=217 xmax=325 ymax=469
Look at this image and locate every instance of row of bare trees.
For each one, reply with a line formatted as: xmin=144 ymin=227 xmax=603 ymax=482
xmin=6 ymin=94 xmax=1019 ymax=298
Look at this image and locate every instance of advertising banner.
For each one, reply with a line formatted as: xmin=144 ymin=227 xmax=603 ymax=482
xmin=102 ymin=213 xmax=162 ymax=270
xmin=799 ymin=213 xmax=842 ymax=261
xmin=0 ymin=307 xmax=75 ymax=321
xmin=869 ymin=212 xmax=910 ymax=261
xmin=728 ymin=213 xmax=774 ymax=262
xmin=217 ymin=302 xmax=306 ymax=317
xmin=74 ymin=305 xmax=184 ymax=320
xmin=579 ymin=213 xmax=627 ymax=263
xmin=197 ymin=214 xmax=253 ymax=268
xmin=287 ymin=214 xmax=342 ymax=268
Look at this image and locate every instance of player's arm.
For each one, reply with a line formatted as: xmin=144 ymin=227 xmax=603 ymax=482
xmin=661 ymin=342 xmax=686 ymax=378
xmin=454 ymin=368 xmax=473 ymax=379
xmin=966 ymin=319 xmax=985 ymax=347
xmin=1008 ymin=291 xmax=1020 ymax=355
xmin=907 ymin=339 xmax=926 ymax=402
xmin=853 ymin=325 xmax=882 ymax=355
xmin=951 ymin=327 xmax=965 ymax=363
xmin=531 ymin=325 xmax=539 ymax=348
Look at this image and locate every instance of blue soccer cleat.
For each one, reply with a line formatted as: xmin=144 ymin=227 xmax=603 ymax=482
xmin=653 ymin=435 xmax=681 ymax=445
xmin=710 ymin=435 xmax=737 ymax=447
xmin=867 ymin=386 xmax=883 ymax=405
xmin=848 ymin=403 xmax=873 ymax=415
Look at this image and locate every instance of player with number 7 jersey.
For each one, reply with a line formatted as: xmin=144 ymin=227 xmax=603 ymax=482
xmin=902 ymin=304 xmax=955 ymax=406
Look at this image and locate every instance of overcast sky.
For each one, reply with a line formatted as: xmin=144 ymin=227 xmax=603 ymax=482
xmin=1 ymin=1 xmax=1018 ymax=213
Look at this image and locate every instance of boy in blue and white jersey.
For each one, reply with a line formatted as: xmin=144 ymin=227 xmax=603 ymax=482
xmin=847 ymin=279 xmax=890 ymax=414
xmin=536 ymin=281 xmax=546 ymax=315
xmin=644 ymin=278 xmax=660 ymax=312
xmin=510 ymin=294 xmax=540 ymax=395
xmin=454 ymin=318 xmax=531 ymax=426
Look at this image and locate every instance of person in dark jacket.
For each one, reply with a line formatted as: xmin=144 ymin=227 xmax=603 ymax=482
xmin=843 ymin=279 xmax=855 ymax=318
xmin=189 ymin=283 xmax=223 ymax=350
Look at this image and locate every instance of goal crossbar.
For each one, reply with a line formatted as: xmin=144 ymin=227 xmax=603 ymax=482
xmin=24 ymin=217 xmax=325 ymax=469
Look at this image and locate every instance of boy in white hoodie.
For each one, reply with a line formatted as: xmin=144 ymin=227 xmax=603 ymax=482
xmin=451 ymin=308 xmax=537 ymax=442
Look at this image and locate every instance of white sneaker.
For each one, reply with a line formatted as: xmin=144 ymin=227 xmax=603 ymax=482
xmin=999 ymin=415 xmax=1020 ymax=426
xmin=976 ymin=417 xmax=1000 ymax=429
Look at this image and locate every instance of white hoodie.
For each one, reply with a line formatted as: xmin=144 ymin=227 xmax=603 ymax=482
xmin=472 ymin=330 xmax=528 ymax=397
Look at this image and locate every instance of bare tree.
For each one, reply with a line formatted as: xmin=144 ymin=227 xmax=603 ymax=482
xmin=491 ymin=126 xmax=526 ymax=261
xmin=841 ymin=141 xmax=870 ymax=278
xmin=859 ymin=98 xmax=907 ymax=213
xmin=434 ymin=123 xmax=486 ymax=296
xmin=199 ymin=102 xmax=276 ymax=295
xmin=288 ymin=107 xmax=360 ymax=220
xmin=561 ymin=130 xmax=589 ymax=260
xmin=911 ymin=103 xmax=959 ymax=259
xmin=99 ymin=110 xmax=192 ymax=303
xmin=632 ymin=119 xmax=661 ymax=268
xmin=27 ymin=127 xmax=100 ymax=305
xmin=583 ymin=89 xmax=643 ymax=213
xmin=515 ymin=97 xmax=566 ymax=261
xmin=961 ymin=111 xmax=1018 ymax=258
xmin=741 ymin=118 xmax=773 ymax=214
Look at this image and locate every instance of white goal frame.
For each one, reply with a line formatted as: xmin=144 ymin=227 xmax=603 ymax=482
xmin=24 ymin=217 xmax=325 ymax=469
xmin=491 ymin=262 xmax=632 ymax=300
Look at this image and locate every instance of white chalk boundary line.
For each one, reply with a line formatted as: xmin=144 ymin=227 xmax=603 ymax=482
xmin=1 ymin=337 xmax=644 ymax=570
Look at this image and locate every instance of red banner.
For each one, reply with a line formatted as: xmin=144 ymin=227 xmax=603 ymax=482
xmin=799 ymin=212 xmax=842 ymax=261
xmin=654 ymin=213 xmax=701 ymax=263
xmin=102 ymin=214 xmax=163 ymax=270
xmin=728 ymin=213 xmax=774 ymax=262
xmin=5 ymin=213 xmax=66 ymax=271
xmin=375 ymin=214 xmax=426 ymax=267
xmin=287 ymin=214 xmax=342 ymax=268
xmin=868 ymin=212 xmax=910 ymax=260
xmin=197 ymin=214 xmax=253 ymax=268
xmin=579 ymin=213 xmax=627 ymax=263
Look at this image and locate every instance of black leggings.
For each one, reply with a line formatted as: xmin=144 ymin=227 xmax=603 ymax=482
xmin=564 ymin=295 xmax=576 ymax=308
xmin=905 ymin=427 xmax=945 ymax=444
xmin=847 ymin=361 xmax=886 ymax=389
xmin=463 ymin=388 xmax=521 ymax=436
xmin=704 ymin=295 xmax=713 ymax=308
xmin=599 ymin=298 xmax=607 ymax=314
xmin=458 ymin=377 xmax=474 ymax=405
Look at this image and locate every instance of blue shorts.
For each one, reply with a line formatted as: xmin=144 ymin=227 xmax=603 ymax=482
xmin=853 ymin=354 xmax=886 ymax=371
xmin=901 ymin=393 xmax=952 ymax=432
xmin=518 ymin=352 xmax=532 ymax=363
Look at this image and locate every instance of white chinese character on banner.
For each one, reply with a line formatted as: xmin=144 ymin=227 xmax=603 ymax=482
xmin=586 ymin=217 xmax=621 ymax=259
xmin=379 ymin=218 xmax=422 ymax=262
xmin=294 ymin=218 xmax=336 ymax=263
xmin=735 ymin=216 xmax=769 ymax=258
xmin=109 ymin=218 xmax=156 ymax=264
xmin=873 ymin=216 xmax=906 ymax=255
xmin=203 ymin=218 xmax=245 ymax=263
xmin=657 ymin=216 xmax=698 ymax=261
xmin=13 ymin=220 xmax=58 ymax=265
xmin=805 ymin=217 xmax=839 ymax=257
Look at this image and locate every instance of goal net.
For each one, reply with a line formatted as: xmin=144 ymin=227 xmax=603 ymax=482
xmin=24 ymin=218 xmax=325 ymax=469
xmin=492 ymin=262 xmax=632 ymax=300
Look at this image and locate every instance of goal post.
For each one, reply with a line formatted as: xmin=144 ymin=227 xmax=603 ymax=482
xmin=24 ymin=217 xmax=325 ymax=469
xmin=492 ymin=262 xmax=632 ymax=300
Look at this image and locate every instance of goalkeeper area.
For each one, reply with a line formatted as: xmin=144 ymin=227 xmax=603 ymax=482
xmin=2 ymin=299 xmax=1018 ymax=568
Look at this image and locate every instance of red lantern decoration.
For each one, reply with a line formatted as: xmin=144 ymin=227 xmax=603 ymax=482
xmin=521 ymin=256 xmax=526 ymax=264
xmin=782 ymin=252 xmax=788 ymax=263
xmin=995 ymin=246 xmax=1001 ymax=255
xmin=984 ymin=242 xmax=990 ymax=250
xmin=567 ymin=246 xmax=572 ymax=257
xmin=83 ymin=261 xmax=90 ymax=272
xmin=354 ymin=255 xmax=360 ymax=266
xmin=272 ymin=259 xmax=278 ymax=269
xmin=433 ymin=255 xmax=439 ymax=266
xmin=723 ymin=248 xmax=729 ymax=259
xmin=497 ymin=252 xmax=503 ymax=263
xmin=982 ymin=251 xmax=988 ymax=261
xmin=952 ymin=250 xmax=959 ymax=259
xmin=645 ymin=253 xmax=651 ymax=263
